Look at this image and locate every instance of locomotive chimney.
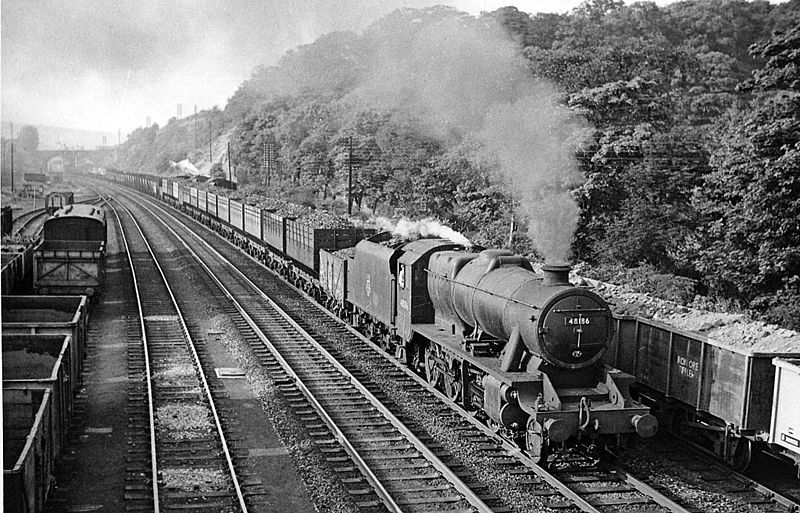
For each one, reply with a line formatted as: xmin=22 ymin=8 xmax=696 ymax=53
xmin=542 ymin=264 xmax=571 ymax=286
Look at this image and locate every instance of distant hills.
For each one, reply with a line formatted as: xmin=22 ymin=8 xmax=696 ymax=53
xmin=0 ymin=121 xmax=121 ymax=150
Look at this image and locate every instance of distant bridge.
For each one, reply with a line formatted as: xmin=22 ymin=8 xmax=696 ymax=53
xmin=34 ymin=148 xmax=115 ymax=170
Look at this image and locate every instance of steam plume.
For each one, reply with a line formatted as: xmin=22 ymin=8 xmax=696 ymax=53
xmin=375 ymin=216 xmax=471 ymax=246
xmin=356 ymin=13 xmax=589 ymax=263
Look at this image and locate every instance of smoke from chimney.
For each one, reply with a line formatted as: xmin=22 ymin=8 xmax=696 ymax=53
xmin=355 ymin=12 xmax=589 ymax=263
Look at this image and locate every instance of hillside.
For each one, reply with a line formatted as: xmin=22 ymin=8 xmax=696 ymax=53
xmin=110 ymin=1 xmax=800 ymax=329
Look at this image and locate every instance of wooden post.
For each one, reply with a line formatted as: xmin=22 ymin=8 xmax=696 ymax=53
xmin=348 ymin=136 xmax=353 ymax=215
xmin=227 ymin=142 xmax=232 ymax=181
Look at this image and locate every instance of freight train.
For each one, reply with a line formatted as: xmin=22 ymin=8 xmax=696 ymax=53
xmin=102 ymin=171 xmax=659 ymax=462
xmin=101 ymin=172 xmax=800 ymax=473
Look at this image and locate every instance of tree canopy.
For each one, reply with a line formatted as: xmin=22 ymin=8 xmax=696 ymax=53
xmin=109 ymin=0 xmax=800 ymax=328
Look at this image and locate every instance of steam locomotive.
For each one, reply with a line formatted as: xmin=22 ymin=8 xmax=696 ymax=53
xmin=326 ymin=234 xmax=657 ymax=461
xmin=106 ymin=172 xmax=658 ymax=462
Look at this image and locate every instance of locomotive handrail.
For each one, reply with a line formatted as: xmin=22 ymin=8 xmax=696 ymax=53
xmin=425 ymin=268 xmax=540 ymax=309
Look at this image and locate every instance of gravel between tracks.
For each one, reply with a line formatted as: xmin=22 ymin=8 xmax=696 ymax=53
xmin=297 ymin=312 xmax=558 ymax=513
xmin=156 ymin=403 xmax=212 ymax=439
xmin=620 ymin=443 xmax=769 ymax=513
xmin=208 ymin=314 xmax=360 ymax=513
xmin=160 ymin=467 xmax=229 ymax=490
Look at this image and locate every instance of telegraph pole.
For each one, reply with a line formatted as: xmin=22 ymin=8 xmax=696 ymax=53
xmin=227 ymin=142 xmax=232 ymax=181
xmin=194 ymin=105 xmax=198 ymax=148
xmin=10 ymin=143 xmax=14 ymax=193
xmin=264 ymin=141 xmax=272 ymax=187
xmin=347 ymin=136 xmax=353 ymax=215
xmin=208 ymin=120 xmax=213 ymax=162
xmin=7 ymin=124 xmax=13 ymax=193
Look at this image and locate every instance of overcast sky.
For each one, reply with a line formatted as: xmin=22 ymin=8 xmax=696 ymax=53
xmin=0 ymin=0 xmax=719 ymax=136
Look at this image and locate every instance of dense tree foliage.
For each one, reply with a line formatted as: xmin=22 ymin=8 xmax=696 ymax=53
xmin=111 ymin=0 xmax=800 ymax=327
xmin=693 ymin=23 xmax=800 ymax=326
xmin=116 ymin=108 xmax=226 ymax=174
xmin=16 ymin=125 xmax=39 ymax=153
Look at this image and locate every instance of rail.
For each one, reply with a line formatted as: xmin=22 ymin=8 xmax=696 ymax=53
xmin=106 ymin=193 xmax=248 ymax=513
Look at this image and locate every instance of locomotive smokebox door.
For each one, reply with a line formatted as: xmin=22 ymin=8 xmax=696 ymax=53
xmin=539 ymin=291 xmax=611 ymax=369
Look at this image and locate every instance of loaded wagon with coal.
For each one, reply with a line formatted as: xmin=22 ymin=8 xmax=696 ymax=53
xmin=608 ymin=315 xmax=800 ymax=470
xmin=3 ymin=334 xmax=77 ymax=513
xmin=2 ymin=295 xmax=89 ymax=392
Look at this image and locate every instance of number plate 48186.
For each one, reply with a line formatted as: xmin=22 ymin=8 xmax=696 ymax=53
xmin=565 ymin=316 xmax=590 ymax=326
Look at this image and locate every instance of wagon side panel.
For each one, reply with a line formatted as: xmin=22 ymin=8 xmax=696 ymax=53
xmin=217 ymin=196 xmax=230 ymax=224
xmin=699 ymin=344 xmax=748 ymax=426
xmin=319 ymin=249 xmax=347 ymax=303
xmin=244 ymin=204 xmax=261 ymax=238
xmin=770 ymin=359 xmax=800 ymax=456
xmin=229 ymin=200 xmax=244 ymax=231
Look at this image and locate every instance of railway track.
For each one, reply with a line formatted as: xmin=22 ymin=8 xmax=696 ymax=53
xmin=642 ymin=436 xmax=800 ymax=513
xmin=9 ymin=194 xmax=103 ymax=239
xmin=108 ymin=187 xmax=498 ymax=512
xmin=10 ymin=207 xmax=47 ymax=238
xmin=44 ymin=193 xmax=139 ymax=511
xmin=107 ymin=195 xmax=248 ymax=512
xmin=101 ymin=182 xmax=704 ymax=513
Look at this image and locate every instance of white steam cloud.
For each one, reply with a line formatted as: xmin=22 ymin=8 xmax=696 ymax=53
xmin=375 ymin=216 xmax=471 ymax=246
xmin=355 ymin=14 xmax=589 ymax=263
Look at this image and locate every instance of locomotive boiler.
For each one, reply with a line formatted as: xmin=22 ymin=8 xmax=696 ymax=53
xmin=428 ymin=251 xmax=610 ymax=370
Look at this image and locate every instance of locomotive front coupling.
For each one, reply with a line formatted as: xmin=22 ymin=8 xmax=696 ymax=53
xmin=483 ymin=371 xmax=658 ymax=460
